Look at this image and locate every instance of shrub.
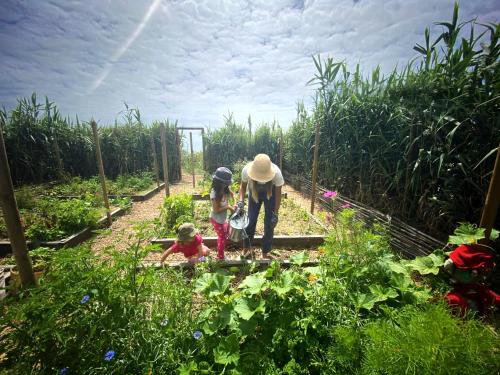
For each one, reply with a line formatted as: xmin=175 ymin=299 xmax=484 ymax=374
xmin=362 ymin=303 xmax=500 ymax=375
xmin=157 ymin=193 xmax=194 ymax=237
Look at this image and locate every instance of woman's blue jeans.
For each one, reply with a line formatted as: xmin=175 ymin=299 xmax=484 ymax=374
xmin=244 ymin=189 xmax=276 ymax=253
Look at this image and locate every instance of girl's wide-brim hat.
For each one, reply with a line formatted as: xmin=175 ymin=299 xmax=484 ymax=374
xmin=177 ymin=223 xmax=197 ymax=242
xmin=247 ymin=154 xmax=276 ymax=183
xmin=212 ymin=167 xmax=233 ymax=185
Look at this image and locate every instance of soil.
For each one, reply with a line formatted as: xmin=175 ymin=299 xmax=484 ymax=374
xmin=86 ymin=174 xmax=331 ymax=265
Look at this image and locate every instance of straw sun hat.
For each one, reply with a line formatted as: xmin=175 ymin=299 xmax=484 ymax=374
xmin=247 ymin=154 xmax=276 ymax=183
xmin=177 ymin=223 xmax=197 ymax=242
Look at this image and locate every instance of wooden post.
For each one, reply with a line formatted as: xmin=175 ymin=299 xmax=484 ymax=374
xmin=201 ymin=128 xmax=206 ymax=172
xmin=279 ymin=134 xmax=283 ymax=171
xmin=160 ymin=123 xmax=170 ymax=196
xmin=176 ymin=128 xmax=182 ymax=180
xmin=310 ymin=121 xmax=321 ymax=214
xmin=91 ymin=121 xmax=112 ymax=226
xmin=52 ymin=136 xmax=64 ymax=179
xmin=150 ymin=135 xmax=160 ymax=188
xmin=479 ymin=142 xmax=500 ymax=240
xmin=190 ymin=132 xmax=195 ymax=188
xmin=0 ymin=120 xmax=36 ymax=287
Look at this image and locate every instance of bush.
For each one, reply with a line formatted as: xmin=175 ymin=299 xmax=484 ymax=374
xmin=156 ymin=193 xmax=194 ymax=237
xmin=362 ymin=303 xmax=500 ymax=375
xmin=0 ymin=244 xmax=196 ymax=374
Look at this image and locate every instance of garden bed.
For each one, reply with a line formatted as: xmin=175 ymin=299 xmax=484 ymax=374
xmin=56 ymin=182 xmax=165 ymax=202
xmin=0 ymin=207 xmax=127 ymax=256
xmin=192 ymin=198 xmax=327 ymax=237
xmin=144 ymin=244 xmax=324 ymax=265
xmin=191 ymin=192 xmax=288 ymax=201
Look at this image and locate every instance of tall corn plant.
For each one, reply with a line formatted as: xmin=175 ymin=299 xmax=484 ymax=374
xmin=2 ymin=96 xmax=181 ymax=184
xmin=286 ymin=3 xmax=499 ymax=237
xmin=204 ymin=113 xmax=282 ymax=173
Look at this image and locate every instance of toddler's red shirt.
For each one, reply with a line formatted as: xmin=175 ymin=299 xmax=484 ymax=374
xmin=171 ymin=234 xmax=203 ymax=258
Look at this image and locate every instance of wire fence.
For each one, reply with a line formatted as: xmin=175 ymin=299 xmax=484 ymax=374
xmin=285 ymin=171 xmax=446 ymax=258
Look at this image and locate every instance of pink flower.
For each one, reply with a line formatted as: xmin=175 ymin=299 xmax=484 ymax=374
xmin=323 ymin=190 xmax=338 ymax=198
xmin=340 ymin=203 xmax=351 ymax=209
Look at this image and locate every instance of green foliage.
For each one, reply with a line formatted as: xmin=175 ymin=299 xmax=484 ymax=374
xmin=448 ymin=222 xmax=500 ymax=244
xmin=286 ymin=6 xmax=500 ymax=238
xmin=362 ymin=303 xmax=500 ymax=375
xmin=204 ymin=113 xmax=282 ymax=173
xmin=0 ymin=242 xmax=196 ymax=374
xmin=0 ymin=213 xmax=496 ymax=374
xmin=1 ymin=96 xmax=180 ymax=185
xmin=156 ymin=193 xmax=194 ymax=237
xmin=0 ymin=196 xmax=101 ymax=241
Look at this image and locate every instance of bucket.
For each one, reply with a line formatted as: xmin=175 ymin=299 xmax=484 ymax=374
xmin=228 ymin=211 xmax=249 ymax=243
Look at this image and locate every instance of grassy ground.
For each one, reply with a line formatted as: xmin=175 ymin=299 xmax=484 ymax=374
xmin=193 ymin=198 xmax=327 ymax=237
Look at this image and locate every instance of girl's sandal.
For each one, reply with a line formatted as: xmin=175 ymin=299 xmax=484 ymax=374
xmin=242 ymin=249 xmax=255 ymax=260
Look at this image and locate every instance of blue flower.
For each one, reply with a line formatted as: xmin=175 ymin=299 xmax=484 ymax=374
xmin=80 ymin=295 xmax=90 ymax=304
xmin=160 ymin=318 xmax=169 ymax=327
xmin=104 ymin=350 xmax=115 ymax=361
xmin=198 ymin=256 xmax=206 ymax=262
xmin=60 ymin=368 xmax=69 ymax=375
xmin=193 ymin=330 xmax=203 ymax=340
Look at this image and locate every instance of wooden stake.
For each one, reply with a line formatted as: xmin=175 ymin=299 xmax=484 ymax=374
xmin=310 ymin=121 xmax=321 ymax=214
xmin=160 ymin=123 xmax=170 ymax=196
xmin=0 ymin=120 xmax=36 ymax=287
xmin=190 ymin=132 xmax=195 ymax=188
xmin=279 ymin=134 xmax=283 ymax=171
xmin=176 ymin=128 xmax=182 ymax=180
xmin=201 ymin=128 xmax=206 ymax=172
xmin=150 ymin=135 xmax=160 ymax=188
xmin=91 ymin=121 xmax=112 ymax=226
xmin=479 ymin=142 xmax=500 ymax=240
xmin=52 ymin=136 xmax=64 ymax=179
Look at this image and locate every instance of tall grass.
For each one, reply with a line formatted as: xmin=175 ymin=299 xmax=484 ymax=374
xmin=204 ymin=112 xmax=282 ymax=173
xmin=285 ymin=4 xmax=500 ymax=237
xmin=0 ymin=95 xmax=180 ymax=184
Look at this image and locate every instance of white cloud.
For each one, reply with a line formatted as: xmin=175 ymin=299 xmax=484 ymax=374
xmin=1 ymin=0 xmax=498 ymax=139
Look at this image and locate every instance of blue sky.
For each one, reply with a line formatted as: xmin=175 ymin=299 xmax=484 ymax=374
xmin=1 ymin=0 xmax=499 ymax=134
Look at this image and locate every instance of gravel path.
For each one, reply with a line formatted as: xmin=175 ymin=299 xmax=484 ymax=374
xmin=90 ymin=173 xmax=202 ymax=253
xmin=90 ymin=175 xmax=331 ymax=264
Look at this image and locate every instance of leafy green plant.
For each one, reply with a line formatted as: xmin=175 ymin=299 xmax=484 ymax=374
xmin=286 ymin=4 xmax=500 ymax=238
xmin=1 ymin=196 xmax=102 ymax=241
xmin=156 ymin=193 xmax=194 ymax=237
xmin=448 ymin=222 xmax=499 ymax=245
xmin=0 ymin=241 xmax=197 ymax=374
xmin=2 ymin=96 xmax=181 ymax=185
xmin=362 ymin=303 xmax=500 ymax=375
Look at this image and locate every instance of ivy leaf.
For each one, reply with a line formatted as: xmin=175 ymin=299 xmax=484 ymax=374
xmin=448 ymin=223 xmax=485 ymax=245
xmin=213 ymin=333 xmax=240 ymax=365
xmin=272 ymin=271 xmax=296 ymax=297
xmin=369 ymin=285 xmax=399 ymax=303
xmin=202 ymin=304 xmax=233 ymax=334
xmin=238 ymin=273 xmax=267 ymax=295
xmin=351 ymin=293 xmax=377 ymax=311
xmin=386 ymin=261 xmax=409 ymax=275
xmin=290 ymin=251 xmax=309 ymax=266
xmin=237 ymin=317 xmax=258 ymax=337
xmin=390 ymin=273 xmax=412 ymax=292
xmin=407 ymin=252 xmax=444 ymax=275
xmin=234 ymin=297 xmax=265 ymax=320
xmin=194 ymin=273 xmax=233 ymax=298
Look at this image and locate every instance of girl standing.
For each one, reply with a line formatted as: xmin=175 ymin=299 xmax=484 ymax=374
xmin=210 ymin=167 xmax=235 ymax=260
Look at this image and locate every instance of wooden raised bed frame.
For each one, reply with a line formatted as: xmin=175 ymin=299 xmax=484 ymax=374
xmin=151 ymin=235 xmax=325 ymax=248
xmin=0 ymin=207 xmax=127 ymax=256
